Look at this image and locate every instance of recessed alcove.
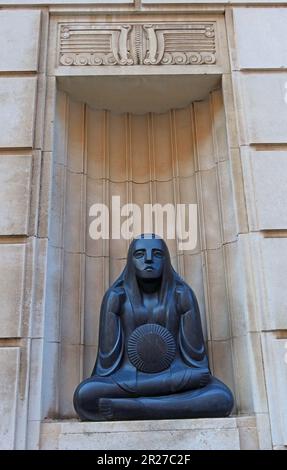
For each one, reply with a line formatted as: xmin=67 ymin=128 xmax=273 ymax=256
xmin=42 ymin=72 xmax=242 ymax=421
xmin=57 ymin=74 xmax=221 ymax=114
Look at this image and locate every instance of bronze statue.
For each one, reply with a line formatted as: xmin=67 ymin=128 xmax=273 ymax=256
xmin=74 ymin=234 xmax=234 ymax=420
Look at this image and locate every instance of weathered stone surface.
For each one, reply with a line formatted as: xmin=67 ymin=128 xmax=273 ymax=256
xmin=0 ymin=10 xmax=41 ymax=72
xmin=1 ymin=0 xmax=132 ymax=3
xmin=200 ymin=168 xmax=222 ymax=250
xmin=0 ymin=0 xmax=282 ymax=3
xmin=242 ymin=150 xmax=287 ymax=230
xmin=210 ymin=339 xmax=235 ymax=400
xmin=237 ymin=73 xmax=287 ymax=144
xmin=40 ymin=416 xmax=258 ymax=450
xmin=0 ymin=347 xmax=20 ymax=449
xmin=0 ymin=77 xmax=37 ymax=148
xmin=233 ymin=8 xmax=287 ymax=69
xmin=261 ymin=238 xmax=287 ymax=330
xmin=262 ymin=333 xmax=287 ymax=448
xmin=237 ymin=416 xmax=259 ymax=450
xmin=205 ymin=248 xmax=230 ymax=340
xmin=0 ymin=244 xmax=25 ymax=338
xmin=0 ymin=156 xmax=32 ymax=235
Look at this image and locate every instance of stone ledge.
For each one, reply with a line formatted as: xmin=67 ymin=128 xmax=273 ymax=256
xmin=40 ymin=416 xmax=259 ymax=450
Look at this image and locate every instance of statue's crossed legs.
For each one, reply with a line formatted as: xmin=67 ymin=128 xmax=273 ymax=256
xmin=74 ymin=367 xmax=233 ymax=421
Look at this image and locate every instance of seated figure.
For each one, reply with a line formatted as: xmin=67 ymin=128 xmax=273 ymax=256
xmin=74 ymin=234 xmax=234 ymax=421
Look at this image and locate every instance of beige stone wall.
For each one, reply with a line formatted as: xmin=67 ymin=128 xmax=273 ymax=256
xmin=0 ymin=0 xmax=286 ymax=450
xmin=0 ymin=8 xmax=47 ymax=449
xmin=227 ymin=6 xmax=287 ymax=449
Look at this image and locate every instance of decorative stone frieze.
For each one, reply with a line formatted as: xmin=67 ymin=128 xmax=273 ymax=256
xmin=59 ymin=22 xmax=216 ymax=66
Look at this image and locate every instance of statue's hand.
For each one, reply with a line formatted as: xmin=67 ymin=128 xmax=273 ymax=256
xmin=199 ymin=370 xmax=211 ymax=388
xmin=171 ymin=368 xmax=211 ymax=393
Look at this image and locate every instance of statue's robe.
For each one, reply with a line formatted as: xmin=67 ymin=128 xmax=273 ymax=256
xmin=93 ymin=280 xmax=209 ymax=395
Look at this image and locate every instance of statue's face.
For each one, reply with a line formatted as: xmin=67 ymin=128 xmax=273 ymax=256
xmin=132 ymin=238 xmax=165 ymax=280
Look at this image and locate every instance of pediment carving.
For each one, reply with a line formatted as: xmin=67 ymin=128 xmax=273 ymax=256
xmin=59 ymin=23 xmax=216 ymax=66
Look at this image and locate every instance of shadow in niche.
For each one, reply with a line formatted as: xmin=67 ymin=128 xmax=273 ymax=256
xmin=57 ymin=74 xmax=221 ymax=114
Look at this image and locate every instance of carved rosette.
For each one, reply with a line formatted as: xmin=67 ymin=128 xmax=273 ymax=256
xmin=58 ymin=23 xmax=217 ymax=66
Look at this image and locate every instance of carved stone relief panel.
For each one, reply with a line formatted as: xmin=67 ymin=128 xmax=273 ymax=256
xmin=59 ymin=22 xmax=216 ymax=66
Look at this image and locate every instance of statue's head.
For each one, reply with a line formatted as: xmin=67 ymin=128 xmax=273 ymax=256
xmin=112 ymin=234 xmax=181 ymax=309
xmin=132 ymin=234 xmax=165 ymax=281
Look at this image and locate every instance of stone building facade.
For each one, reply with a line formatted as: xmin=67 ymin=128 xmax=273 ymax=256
xmin=0 ymin=0 xmax=286 ymax=450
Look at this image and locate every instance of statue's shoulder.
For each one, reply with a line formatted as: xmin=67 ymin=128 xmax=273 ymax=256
xmin=102 ymin=282 xmax=126 ymax=312
xmin=175 ymin=279 xmax=197 ymax=314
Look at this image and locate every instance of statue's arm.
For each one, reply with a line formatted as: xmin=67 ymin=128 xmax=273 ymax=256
xmin=92 ymin=287 xmax=125 ymax=377
xmin=177 ymin=284 xmax=209 ymax=370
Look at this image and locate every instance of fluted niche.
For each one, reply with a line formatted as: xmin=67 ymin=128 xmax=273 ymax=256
xmin=43 ymin=83 xmax=238 ymax=418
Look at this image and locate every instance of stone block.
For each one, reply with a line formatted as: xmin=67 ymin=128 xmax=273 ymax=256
xmin=0 ymin=155 xmax=32 ymax=235
xmin=262 ymin=333 xmax=287 ymax=447
xmin=59 ymin=343 xmax=83 ymax=418
xmin=109 ymin=112 xmax=129 ymax=182
xmin=5 ymin=0 xmax=133 ymax=3
xmin=49 ymin=164 xmax=65 ymax=248
xmin=84 ymin=255 xmax=106 ymax=347
xmin=232 ymin=331 xmax=269 ymax=418
xmin=261 ymin=238 xmax=287 ymax=330
xmin=45 ymin=245 xmax=62 ymax=342
xmin=209 ymin=339 xmax=235 ymax=401
xmin=174 ymin=106 xmax=195 ymax=178
xmin=200 ymin=168 xmax=222 ymax=249
xmin=194 ymin=100 xmax=214 ymax=171
xmin=152 ymin=112 xmax=174 ymax=181
xmin=64 ymin=171 xmax=85 ymax=253
xmin=224 ymin=241 xmax=247 ymax=338
xmin=40 ymin=416 xmax=259 ymax=450
xmin=86 ymin=177 xmax=108 ymax=258
xmin=42 ymin=341 xmax=60 ymax=420
xmin=0 ymin=244 xmax=25 ymax=338
xmin=228 ymin=148 xmax=248 ymax=234
xmin=246 ymin=333 xmax=269 ymax=414
xmin=255 ymin=413 xmax=272 ymax=450
xmin=67 ymin=99 xmax=85 ymax=174
xmin=237 ymin=416 xmax=259 ymax=450
xmin=27 ymin=338 xmax=44 ymax=422
xmin=61 ymin=252 xmax=83 ymax=345
xmin=130 ymin=114 xmax=152 ymax=183
xmin=205 ymin=248 xmax=230 ymax=340
xmin=183 ymin=252 xmax=207 ymax=338
xmin=109 ymin=257 xmax=126 ymax=284
xmin=38 ymin=152 xmax=53 ymax=239
xmin=210 ymin=89 xmax=229 ymax=163
xmin=232 ymin=335 xmax=254 ymax=414
xmin=0 ymin=347 xmax=20 ymax=449
xmin=233 ymin=8 xmax=287 ymax=69
xmin=0 ymin=10 xmax=41 ymax=72
xmin=237 ymin=73 xmax=287 ymax=144
xmin=30 ymin=238 xmax=48 ymax=339
xmin=0 ymin=77 xmax=37 ymax=148
xmin=54 ymin=90 xmax=68 ymax=166
xmin=218 ymin=160 xmax=237 ymax=243
xmin=83 ymin=345 xmax=97 ymax=380
xmin=242 ymin=149 xmax=287 ymax=230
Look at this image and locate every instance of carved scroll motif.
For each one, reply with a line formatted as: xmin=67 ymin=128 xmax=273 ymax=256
xmin=59 ymin=23 xmax=217 ymax=66
xmin=59 ymin=24 xmax=135 ymax=66
xmin=143 ymin=24 xmax=216 ymax=65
